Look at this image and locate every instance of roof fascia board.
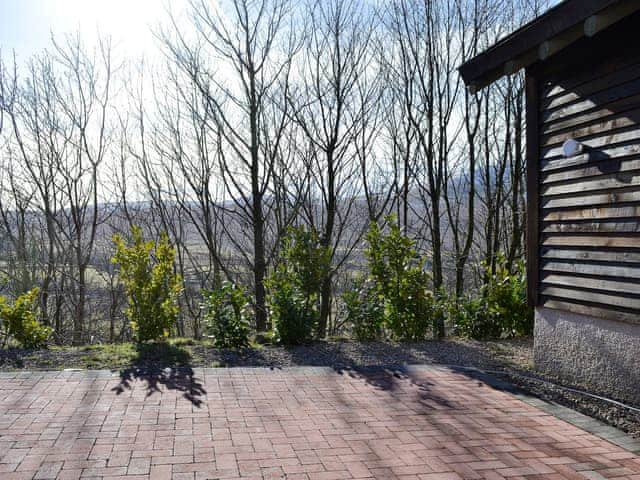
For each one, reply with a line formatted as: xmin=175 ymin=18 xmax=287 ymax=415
xmin=459 ymin=0 xmax=621 ymax=89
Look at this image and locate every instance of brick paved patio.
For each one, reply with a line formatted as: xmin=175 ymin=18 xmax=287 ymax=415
xmin=1 ymin=366 xmax=639 ymax=479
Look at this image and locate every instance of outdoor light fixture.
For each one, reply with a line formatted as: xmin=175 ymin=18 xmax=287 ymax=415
xmin=562 ymin=138 xmax=583 ymax=158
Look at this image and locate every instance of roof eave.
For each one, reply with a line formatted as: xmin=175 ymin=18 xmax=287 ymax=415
xmin=459 ymin=0 xmax=638 ymax=92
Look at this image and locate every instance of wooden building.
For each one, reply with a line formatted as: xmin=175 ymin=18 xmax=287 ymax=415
xmin=459 ymin=0 xmax=640 ymax=403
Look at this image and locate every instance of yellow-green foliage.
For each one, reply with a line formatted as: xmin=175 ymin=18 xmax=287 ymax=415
xmin=112 ymin=226 xmax=182 ymax=343
xmin=1 ymin=288 xmax=52 ymax=349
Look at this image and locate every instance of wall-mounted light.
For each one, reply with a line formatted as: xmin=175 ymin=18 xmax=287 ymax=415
xmin=562 ymin=138 xmax=583 ymax=158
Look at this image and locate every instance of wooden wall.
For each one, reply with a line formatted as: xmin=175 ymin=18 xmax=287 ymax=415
xmin=530 ymin=13 xmax=640 ymax=324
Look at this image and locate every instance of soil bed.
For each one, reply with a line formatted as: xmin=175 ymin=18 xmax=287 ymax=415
xmin=1 ymin=337 xmax=638 ymax=437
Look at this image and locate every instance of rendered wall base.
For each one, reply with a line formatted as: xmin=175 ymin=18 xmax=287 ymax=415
xmin=534 ymin=307 xmax=640 ymax=406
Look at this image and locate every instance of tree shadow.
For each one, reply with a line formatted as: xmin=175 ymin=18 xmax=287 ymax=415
xmin=264 ymin=339 xmax=537 ymax=411
xmin=334 ymin=365 xmax=455 ymax=409
xmin=111 ymin=342 xmax=206 ymax=407
xmin=0 ymin=349 xmax=25 ymax=368
xmin=268 ymin=339 xmax=531 ymax=375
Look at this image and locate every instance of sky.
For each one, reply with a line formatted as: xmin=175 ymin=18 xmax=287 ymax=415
xmin=0 ymin=0 xmax=189 ymax=63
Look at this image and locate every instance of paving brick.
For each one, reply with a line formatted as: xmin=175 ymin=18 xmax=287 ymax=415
xmin=1 ymin=366 xmax=640 ymax=479
xmin=127 ymin=456 xmax=151 ymax=475
xmin=33 ymin=461 xmax=63 ymax=479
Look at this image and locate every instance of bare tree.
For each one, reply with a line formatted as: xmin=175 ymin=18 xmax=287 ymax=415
xmin=125 ymin=62 xmax=231 ymax=337
xmin=1 ymin=51 xmax=67 ymax=334
xmin=444 ymin=0 xmax=497 ymax=297
xmin=475 ymin=0 xmax=548 ymax=278
xmin=0 ymin=53 xmax=36 ymax=296
xmin=0 ymin=50 xmax=8 ymax=135
xmin=48 ymin=35 xmax=114 ymax=344
xmin=289 ymin=0 xmax=379 ymax=337
xmin=161 ymin=0 xmax=299 ymax=332
xmin=0 ymin=0 xmax=552 ymax=344
xmin=384 ymin=0 xmax=463 ymax=337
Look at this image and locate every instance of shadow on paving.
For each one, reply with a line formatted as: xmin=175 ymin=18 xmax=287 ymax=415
xmin=250 ymin=340 xmax=533 ymax=411
xmin=112 ymin=343 xmax=206 ymax=407
xmin=335 ymin=365 xmax=455 ymax=409
xmin=268 ymin=339 xmax=529 ymax=390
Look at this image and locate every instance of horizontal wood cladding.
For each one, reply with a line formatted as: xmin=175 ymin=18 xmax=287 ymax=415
xmin=541 ymin=187 xmax=640 ymax=209
xmin=542 ymin=93 xmax=640 ymax=135
xmin=541 ymin=273 xmax=640 ymax=295
xmin=541 ymin=247 xmax=640 ymax=263
xmin=541 ymin=171 xmax=640 ymax=196
xmin=541 ymin=234 xmax=640 ymax=249
xmin=541 ymin=286 xmax=640 ymax=310
xmin=541 ymin=259 xmax=640 ymax=279
xmin=542 ymin=62 xmax=640 ymax=111
xmin=543 ymin=205 xmax=640 ymax=222
xmin=542 ymin=154 xmax=640 ymax=177
xmin=542 ymin=111 xmax=640 ymax=147
xmin=542 ymin=125 xmax=640 ymax=158
xmin=541 ymin=299 xmax=640 ymax=324
xmin=535 ymin=21 xmax=640 ymax=324
xmin=542 ymin=220 xmax=640 ymax=234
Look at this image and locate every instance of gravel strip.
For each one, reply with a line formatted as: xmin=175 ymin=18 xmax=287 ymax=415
xmin=191 ymin=338 xmax=534 ymax=371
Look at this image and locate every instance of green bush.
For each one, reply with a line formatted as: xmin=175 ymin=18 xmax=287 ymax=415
xmin=446 ymin=295 xmax=499 ymax=340
xmin=268 ymin=226 xmax=330 ymax=344
xmin=268 ymin=280 xmax=318 ymax=344
xmin=365 ymin=217 xmax=435 ymax=341
xmin=1 ymin=288 xmax=52 ymax=349
xmin=112 ymin=226 xmax=182 ymax=343
xmin=203 ymin=281 xmax=252 ymax=349
xmin=342 ymin=279 xmax=385 ymax=342
xmin=452 ymin=255 xmax=532 ymax=340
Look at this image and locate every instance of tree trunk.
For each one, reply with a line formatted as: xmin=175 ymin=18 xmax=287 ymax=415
xmin=253 ymin=216 xmax=267 ymax=332
xmin=251 ymin=88 xmax=268 ymax=332
xmin=318 ymin=148 xmax=336 ymax=339
xmin=431 ymin=199 xmax=445 ymax=340
xmin=318 ymin=275 xmax=332 ymax=338
xmin=73 ymin=263 xmax=85 ymax=345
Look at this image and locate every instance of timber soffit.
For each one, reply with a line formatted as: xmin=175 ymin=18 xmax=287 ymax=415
xmin=458 ymin=0 xmax=640 ymax=92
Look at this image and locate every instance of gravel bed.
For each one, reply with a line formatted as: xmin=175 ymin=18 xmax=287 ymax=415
xmin=1 ymin=337 xmax=638 ymax=438
xmin=191 ymin=338 xmax=534 ymax=371
xmin=0 ymin=338 xmax=533 ymax=372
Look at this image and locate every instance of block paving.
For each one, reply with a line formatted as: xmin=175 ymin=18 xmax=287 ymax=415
xmin=1 ymin=365 xmax=640 ymax=479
